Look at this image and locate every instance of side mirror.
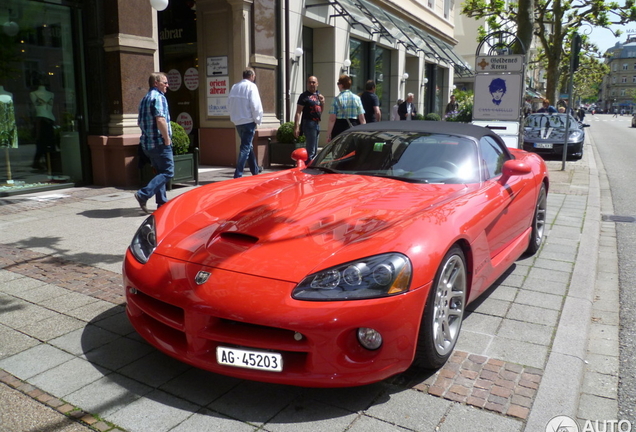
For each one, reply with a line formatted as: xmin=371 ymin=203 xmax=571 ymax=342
xmin=500 ymin=159 xmax=531 ymax=183
xmin=291 ymin=148 xmax=308 ymax=169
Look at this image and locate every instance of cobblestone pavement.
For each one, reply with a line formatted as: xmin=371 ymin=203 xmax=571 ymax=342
xmin=0 ymin=141 xmax=618 ymax=432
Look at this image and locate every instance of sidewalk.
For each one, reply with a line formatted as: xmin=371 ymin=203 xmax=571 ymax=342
xmin=0 ymin=138 xmax=617 ymax=432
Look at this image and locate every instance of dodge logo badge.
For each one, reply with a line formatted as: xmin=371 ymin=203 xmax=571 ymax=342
xmin=195 ymin=271 xmax=211 ymax=285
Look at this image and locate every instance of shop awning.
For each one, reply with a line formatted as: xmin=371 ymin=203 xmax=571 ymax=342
xmin=313 ymin=0 xmax=473 ymax=77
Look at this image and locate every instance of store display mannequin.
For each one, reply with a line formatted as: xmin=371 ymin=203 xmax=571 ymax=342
xmin=30 ymin=85 xmax=56 ymax=172
xmin=0 ymin=85 xmax=18 ymax=183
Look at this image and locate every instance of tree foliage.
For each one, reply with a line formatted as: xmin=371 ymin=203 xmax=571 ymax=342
xmin=461 ymin=0 xmax=636 ymax=103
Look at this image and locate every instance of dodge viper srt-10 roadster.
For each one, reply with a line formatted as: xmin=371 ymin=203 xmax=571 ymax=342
xmin=123 ymin=121 xmax=549 ymax=387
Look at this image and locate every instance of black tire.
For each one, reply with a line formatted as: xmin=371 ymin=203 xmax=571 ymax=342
xmin=526 ymin=184 xmax=547 ymax=255
xmin=414 ymin=245 xmax=467 ymax=369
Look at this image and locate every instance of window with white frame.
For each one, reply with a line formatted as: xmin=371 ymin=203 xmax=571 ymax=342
xmin=622 ymin=76 xmax=627 ymax=83
xmin=444 ymin=0 xmax=452 ymax=18
xmin=428 ymin=0 xmax=434 ymax=8
xmin=621 ymin=89 xmax=626 ymax=96
xmin=612 ymin=76 xmax=617 ymax=83
xmin=633 ymin=76 xmax=636 ymax=83
xmin=623 ymin=63 xmax=629 ymax=70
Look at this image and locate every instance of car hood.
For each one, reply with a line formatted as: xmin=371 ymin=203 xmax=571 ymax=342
xmin=154 ymin=170 xmax=470 ymax=282
xmin=524 ymin=126 xmax=581 ymax=141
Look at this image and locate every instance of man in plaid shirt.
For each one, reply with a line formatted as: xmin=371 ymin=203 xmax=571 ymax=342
xmin=326 ymin=74 xmax=366 ymax=142
xmin=134 ymin=72 xmax=174 ymax=214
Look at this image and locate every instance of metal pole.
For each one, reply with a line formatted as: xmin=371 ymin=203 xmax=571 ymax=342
xmin=561 ymin=50 xmax=576 ymax=170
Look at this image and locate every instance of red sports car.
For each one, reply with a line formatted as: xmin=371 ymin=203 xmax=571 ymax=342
xmin=123 ymin=121 xmax=548 ymax=387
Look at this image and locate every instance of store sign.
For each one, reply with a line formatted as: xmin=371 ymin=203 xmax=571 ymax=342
xmin=475 ymin=55 xmax=525 ymax=73
xmin=207 ymin=76 xmax=229 ymax=116
xmin=207 ymin=56 xmax=228 ymax=77
xmin=177 ymin=112 xmax=193 ymax=134
xmin=184 ymin=68 xmax=199 ymax=91
xmin=472 ymin=74 xmax=523 ymax=121
xmin=167 ymin=69 xmax=182 ymax=91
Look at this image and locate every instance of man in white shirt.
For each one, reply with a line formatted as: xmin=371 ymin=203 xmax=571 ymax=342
xmin=228 ymin=68 xmax=263 ymax=178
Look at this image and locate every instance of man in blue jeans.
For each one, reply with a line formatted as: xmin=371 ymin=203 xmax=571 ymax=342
xmin=228 ymin=68 xmax=263 ymax=178
xmin=134 ymin=72 xmax=174 ymax=213
xmin=293 ymin=75 xmax=325 ymax=162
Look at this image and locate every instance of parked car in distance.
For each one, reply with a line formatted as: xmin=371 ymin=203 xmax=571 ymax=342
xmin=123 ymin=121 xmax=549 ymax=387
xmin=522 ymin=113 xmax=589 ymax=160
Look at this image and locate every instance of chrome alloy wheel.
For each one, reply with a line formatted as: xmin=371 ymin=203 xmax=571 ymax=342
xmin=432 ymin=253 xmax=467 ymax=356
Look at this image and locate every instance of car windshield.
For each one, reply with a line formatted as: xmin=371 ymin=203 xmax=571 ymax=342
xmin=308 ymin=130 xmax=479 ymax=184
xmin=525 ymin=113 xmax=577 ymax=129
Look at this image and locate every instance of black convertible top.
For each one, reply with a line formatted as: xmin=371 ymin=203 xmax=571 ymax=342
xmin=349 ymin=120 xmax=501 ymax=141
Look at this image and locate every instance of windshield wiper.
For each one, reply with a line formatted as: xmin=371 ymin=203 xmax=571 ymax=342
xmin=362 ymin=173 xmax=429 ymax=183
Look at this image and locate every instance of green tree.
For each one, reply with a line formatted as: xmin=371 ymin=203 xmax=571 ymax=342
xmin=461 ymin=0 xmax=636 ymax=103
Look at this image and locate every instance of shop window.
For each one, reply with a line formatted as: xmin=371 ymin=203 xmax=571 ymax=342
xmin=0 ymin=0 xmax=85 ymax=195
xmin=349 ymin=38 xmax=392 ymax=118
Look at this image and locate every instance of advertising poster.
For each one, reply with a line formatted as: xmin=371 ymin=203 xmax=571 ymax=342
xmin=472 ymin=73 xmax=523 ymax=121
xmin=207 ymin=76 xmax=229 ymax=116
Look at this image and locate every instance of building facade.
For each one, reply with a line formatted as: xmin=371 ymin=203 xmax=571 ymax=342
xmin=600 ymin=36 xmax=636 ymax=114
xmin=0 ymin=0 xmax=468 ymax=196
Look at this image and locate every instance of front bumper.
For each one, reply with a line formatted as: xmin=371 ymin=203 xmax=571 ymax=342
xmin=122 ymin=250 xmax=429 ymax=387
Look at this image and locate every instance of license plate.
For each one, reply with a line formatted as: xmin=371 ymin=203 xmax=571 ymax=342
xmin=534 ymin=143 xmax=553 ymax=149
xmin=216 ymin=346 xmax=283 ymax=372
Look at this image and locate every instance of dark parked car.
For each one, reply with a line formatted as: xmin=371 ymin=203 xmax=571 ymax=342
xmin=522 ymin=113 xmax=589 ymax=160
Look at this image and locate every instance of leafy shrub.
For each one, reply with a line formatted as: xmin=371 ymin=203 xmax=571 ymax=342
xmin=276 ymin=121 xmax=305 ymax=144
xmin=445 ymin=90 xmax=473 ymax=123
xmin=170 ymin=121 xmax=191 ymax=155
xmin=424 ymin=113 xmax=441 ymax=121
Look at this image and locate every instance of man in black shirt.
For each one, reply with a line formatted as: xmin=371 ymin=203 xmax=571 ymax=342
xmin=360 ymin=80 xmax=381 ymax=123
xmin=294 ymin=76 xmax=325 ymax=161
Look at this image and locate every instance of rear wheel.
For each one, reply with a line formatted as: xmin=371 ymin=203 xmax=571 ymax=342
xmin=526 ymin=184 xmax=547 ymax=255
xmin=414 ymin=245 xmax=467 ymax=369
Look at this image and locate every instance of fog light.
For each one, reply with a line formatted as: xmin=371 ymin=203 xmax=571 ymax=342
xmin=357 ymin=327 xmax=382 ymax=350
xmin=128 ymin=287 xmax=138 ymax=294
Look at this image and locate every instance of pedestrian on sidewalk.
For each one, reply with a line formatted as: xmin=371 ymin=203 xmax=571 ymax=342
xmin=134 ymin=72 xmax=173 ymax=214
xmin=228 ymin=68 xmax=263 ymax=178
xmin=360 ymin=80 xmax=381 ymax=123
xmin=326 ymin=74 xmax=365 ymax=142
xmin=293 ymin=75 xmax=324 ymax=162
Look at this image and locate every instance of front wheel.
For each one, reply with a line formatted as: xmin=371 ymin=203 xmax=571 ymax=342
xmin=526 ymin=184 xmax=547 ymax=255
xmin=414 ymin=245 xmax=467 ymax=369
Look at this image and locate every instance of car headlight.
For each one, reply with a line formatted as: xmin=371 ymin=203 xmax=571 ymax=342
xmin=130 ymin=216 xmax=156 ymax=264
xmin=292 ymin=253 xmax=412 ymax=301
xmin=568 ymin=130 xmax=584 ymax=142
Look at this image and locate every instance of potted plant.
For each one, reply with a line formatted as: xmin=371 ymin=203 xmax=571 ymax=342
xmin=139 ymin=121 xmax=198 ymax=188
xmin=170 ymin=121 xmax=198 ymax=185
xmin=269 ymin=121 xmax=305 ymax=166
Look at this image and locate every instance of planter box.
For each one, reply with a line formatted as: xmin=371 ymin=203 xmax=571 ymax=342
xmin=269 ymin=141 xmax=304 ymax=166
xmin=139 ymin=149 xmax=199 ymax=189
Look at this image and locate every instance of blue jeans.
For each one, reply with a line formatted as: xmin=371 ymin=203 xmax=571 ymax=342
xmin=302 ymin=120 xmax=320 ymax=161
xmin=138 ymin=144 xmax=174 ymax=206
xmin=234 ymin=122 xmax=259 ymax=178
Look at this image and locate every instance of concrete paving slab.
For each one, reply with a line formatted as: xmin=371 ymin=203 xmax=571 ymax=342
xmin=343 ymin=414 xmax=406 ymax=432
xmin=505 ymin=303 xmax=560 ymax=327
xmin=363 ymin=389 xmax=451 ymax=431
xmin=49 ymin=324 xmax=120 ymax=356
xmin=497 ymin=319 xmax=554 ymax=346
xmin=485 ymin=338 xmax=548 ymax=369
xmin=18 ymin=313 xmax=86 ymax=341
xmin=159 ymin=368 xmax=243 ymax=407
xmin=84 ymin=336 xmax=154 ymax=371
xmin=0 ymin=323 xmax=40 ymax=359
xmin=118 ymin=350 xmax=192 ymax=388
xmin=65 ymin=373 xmax=153 ymax=417
xmin=29 ymin=357 xmax=106 ymax=397
xmin=439 ymin=403 xmax=523 ymax=432
xmin=0 ymin=344 xmax=74 ymax=380
xmin=170 ymin=408 xmax=258 ymax=432
xmin=107 ymin=389 xmax=200 ymax=432
xmin=207 ymin=381 xmax=300 ymax=425
xmin=266 ymin=399 xmax=359 ymax=432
